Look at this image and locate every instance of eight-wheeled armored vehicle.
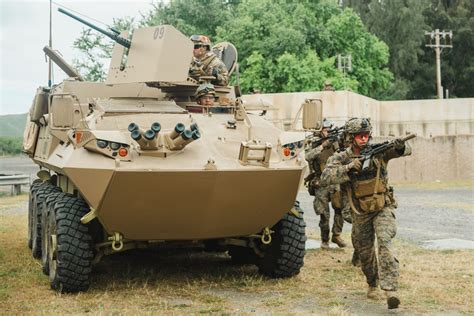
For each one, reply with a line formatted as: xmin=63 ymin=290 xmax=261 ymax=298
xmin=24 ymin=9 xmax=322 ymax=292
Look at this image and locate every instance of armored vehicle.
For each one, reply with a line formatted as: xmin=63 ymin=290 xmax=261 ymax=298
xmin=24 ymin=9 xmax=321 ymax=293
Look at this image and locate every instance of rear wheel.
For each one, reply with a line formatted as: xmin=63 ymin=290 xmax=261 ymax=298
xmin=48 ymin=194 xmax=93 ymax=293
xmin=257 ymin=203 xmax=306 ymax=278
xmin=41 ymin=192 xmax=66 ymax=275
xmin=31 ymin=182 xmax=60 ymax=258
xmin=28 ymin=180 xmax=42 ymax=249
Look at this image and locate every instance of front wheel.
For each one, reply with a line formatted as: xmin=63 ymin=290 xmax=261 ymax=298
xmin=47 ymin=194 xmax=93 ymax=293
xmin=257 ymin=203 xmax=306 ymax=278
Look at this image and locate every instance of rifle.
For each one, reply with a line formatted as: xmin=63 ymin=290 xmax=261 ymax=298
xmin=359 ymin=134 xmax=416 ymax=170
xmin=307 ymin=126 xmax=345 ymax=149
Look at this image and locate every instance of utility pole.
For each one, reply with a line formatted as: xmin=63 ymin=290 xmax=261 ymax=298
xmin=337 ymin=54 xmax=352 ymax=90
xmin=425 ymin=29 xmax=452 ymax=99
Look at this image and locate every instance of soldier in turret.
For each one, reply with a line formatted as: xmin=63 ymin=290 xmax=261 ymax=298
xmin=189 ymin=35 xmax=229 ymax=86
xmin=321 ymin=118 xmax=411 ymax=310
xmin=305 ymin=119 xmax=347 ymax=250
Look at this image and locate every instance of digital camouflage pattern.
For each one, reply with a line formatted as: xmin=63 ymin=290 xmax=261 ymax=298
xmin=321 ymin=143 xmax=411 ymax=291
xmin=189 ymin=51 xmax=229 ymax=86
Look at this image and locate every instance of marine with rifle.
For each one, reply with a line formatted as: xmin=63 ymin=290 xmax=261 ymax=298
xmin=305 ymin=119 xmax=348 ymax=249
xmin=321 ymin=117 xmax=414 ymax=310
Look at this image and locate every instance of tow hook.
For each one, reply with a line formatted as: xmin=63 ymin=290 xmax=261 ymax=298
xmin=261 ymin=227 xmax=273 ymax=244
xmin=108 ymin=232 xmax=124 ymax=251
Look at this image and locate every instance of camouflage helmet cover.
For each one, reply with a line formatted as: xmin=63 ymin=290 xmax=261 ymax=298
xmin=345 ymin=117 xmax=372 ymax=134
xmin=195 ymin=83 xmax=216 ymax=98
xmin=190 ymin=35 xmax=211 ymax=48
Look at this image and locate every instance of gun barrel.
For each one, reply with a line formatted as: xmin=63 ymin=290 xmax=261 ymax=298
xmin=58 ymin=8 xmax=131 ymax=49
xmin=401 ymin=134 xmax=416 ymax=142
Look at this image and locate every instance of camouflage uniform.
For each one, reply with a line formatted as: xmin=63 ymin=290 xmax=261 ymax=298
xmin=189 ymin=51 xmax=229 ymax=86
xmin=321 ymin=140 xmax=411 ymax=292
xmin=305 ymin=141 xmax=345 ymax=245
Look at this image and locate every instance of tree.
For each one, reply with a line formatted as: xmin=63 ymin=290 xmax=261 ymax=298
xmin=418 ymin=0 xmax=474 ymax=98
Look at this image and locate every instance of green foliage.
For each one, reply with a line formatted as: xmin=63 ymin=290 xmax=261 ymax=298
xmin=344 ymin=0 xmax=473 ymax=99
xmin=0 ymin=113 xmax=27 ymax=137
xmin=217 ymin=0 xmax=391 ymax=95
xmin=0 ymin=137 xmax=23 ymax=156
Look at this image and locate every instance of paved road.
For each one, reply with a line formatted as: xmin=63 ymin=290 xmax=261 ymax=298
xmin=2 ymin=156 xmax=473 ymax=246
xmin=299 ymin=186 xmax=474 ymax=246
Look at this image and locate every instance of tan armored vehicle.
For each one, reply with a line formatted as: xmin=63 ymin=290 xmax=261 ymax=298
xmin=24 ymin=9 xmax=321 ymax=293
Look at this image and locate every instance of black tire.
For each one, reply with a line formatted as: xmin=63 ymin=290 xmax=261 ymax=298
xmin=228 ymin=245 xmax=257 ymax=264
xmin=28 ymin=180 xmax=43 ymax=249
xmin=31 ymin=182 xmax=60 ymax=258
xmin=41 ymin=191 xmax=66 ymax=275
xmin=48 ymin=194 xmax=93 ymax=293
xmin=257 ymin=203 xmax=306 ymax=278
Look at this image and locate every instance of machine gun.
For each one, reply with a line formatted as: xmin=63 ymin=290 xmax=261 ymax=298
xmin=307 ymin=126 xmax=345 ymax=149
xmin=58 ymin=8 xmax=131 ymax=48
xmin=359 ymin=134 xmax=416 ymax=170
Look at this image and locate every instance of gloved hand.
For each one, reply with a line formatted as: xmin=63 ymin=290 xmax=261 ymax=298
xmin=211 ymin=68 xmax=219 ymax=78
xmin=346 ymin=159 xmax=362 ymax=172
xmin=394 ymin=138 xmax=405 ymax=150
xmin=189 ymin=66 xmax=204 ymax=77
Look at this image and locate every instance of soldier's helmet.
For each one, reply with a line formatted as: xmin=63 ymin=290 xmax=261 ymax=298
xmin=195 ymin=83 xmax=216 ymax=98
xmin=322 ymin=118 xmax=333 ymax=129
xmin=345 ymin=118 xmax=372 ymax=134
xmin=190 ymin=35 xmax=211 ymax=50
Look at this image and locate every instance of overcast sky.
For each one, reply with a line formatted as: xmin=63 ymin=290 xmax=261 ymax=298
xmin=0 ymin=0 xmax=154 ymax=115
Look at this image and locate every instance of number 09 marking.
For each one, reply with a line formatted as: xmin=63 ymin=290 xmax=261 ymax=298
xmin=154 ymin=27 xmax=165 ymax=40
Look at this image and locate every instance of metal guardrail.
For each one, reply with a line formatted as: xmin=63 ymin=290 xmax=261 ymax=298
xmin=0 ymin=174 xmax=31 ymax=196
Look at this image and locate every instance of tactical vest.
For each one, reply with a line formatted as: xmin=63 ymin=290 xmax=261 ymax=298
xmin=350 ymin=158 xmax=388 ymax=213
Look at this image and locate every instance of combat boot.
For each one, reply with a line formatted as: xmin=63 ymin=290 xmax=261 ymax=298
xmin=385 ymin=291 xmax=400 ymax=309
xmin=331 ymin=235 xmax=347 ymax=248
xmin=367 ymin=286 xmax=380 ymax=300
xmin=320 ymin=241 xmax=330 ymax=250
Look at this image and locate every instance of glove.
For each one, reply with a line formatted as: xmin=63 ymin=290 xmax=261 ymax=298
xmin=394 ymin=138 xmax=405 ymax=150
xmin=346 ymin=159 xmax=362 ymax=172
xmin=211 ymin=68 xmax=219 ymax=78
xmin=189 ymin=66 xmax=204 ymax=77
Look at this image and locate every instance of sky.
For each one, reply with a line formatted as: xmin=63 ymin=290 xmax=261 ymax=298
xmin=0 ymin=0 xmax=155 ymax=115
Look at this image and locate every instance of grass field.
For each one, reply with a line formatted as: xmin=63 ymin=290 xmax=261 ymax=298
xmin=1 ymin=194 xmax=473 ymax=315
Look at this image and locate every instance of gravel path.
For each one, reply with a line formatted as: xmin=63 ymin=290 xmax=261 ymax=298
xmin=298 ymin=186 xmax=474 ymax=246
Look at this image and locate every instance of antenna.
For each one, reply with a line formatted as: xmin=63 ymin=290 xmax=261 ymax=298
xmin=48 ymin=0 xmax=53 ymax=87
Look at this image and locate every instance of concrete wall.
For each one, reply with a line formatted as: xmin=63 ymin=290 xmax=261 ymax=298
xmin=242 ymin=91 xmax=474 ymax=137
xmin=379 ymin=98 xmax=474 ymax=138
xmin=376 ymin=135 xmax=474 ymax=182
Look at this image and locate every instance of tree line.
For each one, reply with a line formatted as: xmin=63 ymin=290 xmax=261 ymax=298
xmin=73 ymin=0 xmax=473 ymax=100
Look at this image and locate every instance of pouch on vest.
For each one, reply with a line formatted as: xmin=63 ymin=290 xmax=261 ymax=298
xmin=353 ymin=178 xmax=387 ymax=198
xmin=358 ymin=194 xmax=385 ymax=212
